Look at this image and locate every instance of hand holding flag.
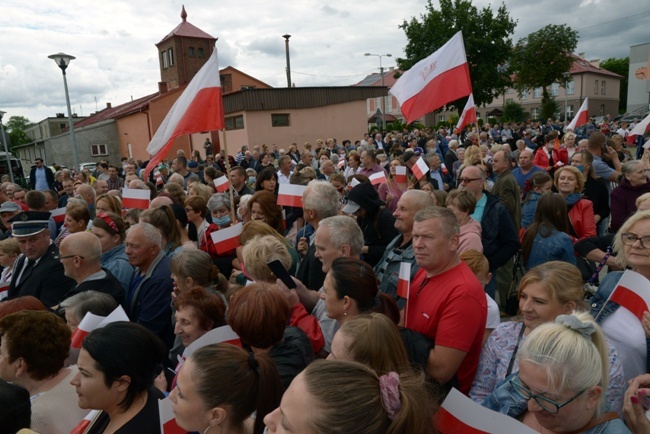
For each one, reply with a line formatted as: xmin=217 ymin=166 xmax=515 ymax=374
xmin=411 ymin=157 xmax=430 ymax=180
xmin=604 ymin=270 xmax=650 ymax=322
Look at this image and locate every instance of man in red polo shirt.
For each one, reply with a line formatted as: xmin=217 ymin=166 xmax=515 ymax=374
xmin=404 ymin=206 xmax=486 ymax=394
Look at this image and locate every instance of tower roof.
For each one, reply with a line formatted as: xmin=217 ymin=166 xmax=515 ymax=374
xmin=157 ymin=5 xmax=216 ymax=45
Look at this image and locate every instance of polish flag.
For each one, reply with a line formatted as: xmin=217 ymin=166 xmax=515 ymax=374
xmin=70 ymin=306 xmax=130 ymax=348
xmin=455 ymin=93 xmax=477 ymax=132
xmin=395 ymin=166 xmax=408 ymax=183
xmin=435 ymin=389 xmax=538 ymax=434
xmin=337 ymin=158 xmax=346 ymax=170
xmin=411 ymin=157 xmax=430 ymax=180
xmin=441 ymin=163 xmax=449 ymax=175
xmin=213 ymin=175 xmax=230 ymax=193
xmin=70 ymin=410 xmax=101 ymax=434
xmin=143 ymin=48 xmax=225 ymax=179
xmin=348 ymin=177 xmax=361 ymax=191
xmin=182 ymin=325 xmax=242 ymax=360
xmin=607 ymin=270 xmax=650 ymax=322
xmin=369 ymin=171 xmax=387 ymax=186
xmin=396 ymin=262 xmax=411 ymax=299
xmin=626 ymin=113 xmax=650 ymax=145
xmin=159 ymin=395 xmax=185 ymax=434
xmin=277 ymin=184 xmax=306 ymax=208
xmin=51 ymin=207 xmax=66 ymax=224
xmin=210 ymin=222 xmax=243 ymax=254
xmin=122 ymin=188 xmax=150 ymax=209
xmin=567 ymin=97 xmax=589 ymax=131
xmin=0 ymin=281 xmax=9 ymax=301
xmin=389 ymin=31 xmax=472 ymax=124
xmin=153 ymin=169 xmax=164 ymax=187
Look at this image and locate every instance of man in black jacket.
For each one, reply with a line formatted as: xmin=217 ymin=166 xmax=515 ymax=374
xmin=28 ymin=158 xmax=54 ymax=191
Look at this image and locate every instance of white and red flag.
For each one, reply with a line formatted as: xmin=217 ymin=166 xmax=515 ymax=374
xmin=51 ymin=207 xmax=66 ymax=224
xmin=411 ymin=157 xmax=430 ymax=180
xmin=153 ymin=169 xmax=164 ymax=187
xmin=70 ymin=306 xmax=130 ymax=348
xmin=213 ymin=175 xmax=230 ymax=193
xmin=159 ymin=395 xmax=185 ymax=434
xmin=566 ymin=97 xmax=589 ymax=131
xmin=0 ymin=281 xmax=9 ymax=301
xmin=182 ymin=325 xmax=241 ymax=360
xmin=277 ymin=184 xmax=306 ymax=208
xmin=348 ymin=177 xmax=361 ymax=191
xmin=122 ymin=189 xmax=150 ymax=209
xmin=337 ymin=158 xmax=345 ymax=170
xmin=70 ymin=410 xmax=101 ymax=434
xmin=441 ymin=163 xmax=449 ymax=175
xmin=605 ymin=270 xmax=650 ymax=322
xmin=455 ymin=93 xmax=477 ymax=132
xmin=435 ymin=388 xmax=538 ymax=434
xmin=389 ymin=31 xmax=472 ymax=124
xmin=369 ymin=171 xmax=387 ymax=186
xmin=210 ymin=223 xmax=243 ymax=253
xmin=395 ymin=166 xmax=408 ymax=183
xmin=144 ymin=48 xmax=225 ymax=179
xmin=626 ymin=112 xmax=650 ymax=145
xmin=396 ymin=262 xmax=411 ymax=299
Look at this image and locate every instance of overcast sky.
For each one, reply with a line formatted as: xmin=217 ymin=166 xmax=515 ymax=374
xmin=1 ymin=0 xmax=649 ymax=124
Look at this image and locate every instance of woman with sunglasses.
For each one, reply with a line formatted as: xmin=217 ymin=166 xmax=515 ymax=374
xmin=484 ymin=312 xmax=629 ymax=434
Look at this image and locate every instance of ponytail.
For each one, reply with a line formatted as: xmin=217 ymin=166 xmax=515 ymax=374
xmin=249 ymin=351 xmax=282 ymax=434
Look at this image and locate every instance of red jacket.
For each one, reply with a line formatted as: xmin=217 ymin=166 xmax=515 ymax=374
xmin=568 ymin=198 xmax=597 ymax=243
xmin=534 ymin=147 xmax=568 ymax=171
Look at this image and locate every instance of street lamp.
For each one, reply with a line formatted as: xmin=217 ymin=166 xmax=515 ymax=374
xmin=365 ymin=53 xmax=392 ymax=131
xmin=282 ymin=35 xmax=292 ymax=88
xmin=0 ymin=111 xmax=14 ymax=183
xmin=48 ymin=52 xmax=80 ymax=173
xmin=563 ymin=71 xmax=571 ymax=125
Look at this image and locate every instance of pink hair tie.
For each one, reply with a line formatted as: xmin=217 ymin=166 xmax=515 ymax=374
xmin=97 ymin=213 xmax=119 ymax=233
xmin=379 ymin=372 xmax=401 ymax=420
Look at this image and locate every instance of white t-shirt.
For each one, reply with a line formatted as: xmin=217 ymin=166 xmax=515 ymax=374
xmin=486 ymin=294 xmax=500 ymax=330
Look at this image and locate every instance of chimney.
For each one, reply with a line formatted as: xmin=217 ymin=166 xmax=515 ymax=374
xmin=590 ymin=58 xmax=601 ymax=68
xmin=106 ymin=102 xmax=112 ymax=109
xmin=158 ymin=81 xmax=168 ymax=94
xmin=389 ymin=66 xmax=395 ymax=71
xmin=578 ymin=52 xmax=585 ymax=59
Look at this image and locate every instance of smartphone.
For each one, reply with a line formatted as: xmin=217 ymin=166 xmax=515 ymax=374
xmin=267 ymin=259 xmax=297 ymax=289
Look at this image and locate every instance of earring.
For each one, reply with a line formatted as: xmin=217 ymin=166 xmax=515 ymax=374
xmin=344 ymin=312 xmax=347 ymax=316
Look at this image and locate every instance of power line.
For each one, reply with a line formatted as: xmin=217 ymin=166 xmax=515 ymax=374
xmin=291 ymin=70 xmax=368 ymax=78
xmin=576 ymin=10 xmax=650 ymax=32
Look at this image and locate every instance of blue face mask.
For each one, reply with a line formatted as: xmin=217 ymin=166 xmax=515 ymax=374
xmin=575 ymin=165 xmax=584 ymax=173
xmin=248 ymin=176 xmax=256 ymax=184
xmin=213 ymin=215 xmax=231 ymax=226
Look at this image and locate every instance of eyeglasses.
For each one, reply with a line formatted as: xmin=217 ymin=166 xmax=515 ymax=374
xmin=458 ymin=178 xmax=482 ymax=184
xmin=54 ymin=254 xmax=85 ymax=261
xmin=509 ymin=377 xmax=586 ymax=414
xmin=621 ymin=233 xmax=650 ymax=249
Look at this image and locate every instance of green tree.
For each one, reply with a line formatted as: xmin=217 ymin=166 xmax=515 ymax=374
xmin=502 ymin=101 xmax=525 ymax=122
xmin=397 ymin=0 xmax=517 ymax=111
xmin=600 ymin=57 xmax=629 ymax=113
xmin=541 ymin=98 xmax=559 ymax=121
xmin=509 ymin=24 xmax=578 ymax=106
xmin=5 ymin=116 xmax=32 ymax=149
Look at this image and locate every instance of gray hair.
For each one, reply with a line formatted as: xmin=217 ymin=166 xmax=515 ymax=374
xmin=59 ymin=290 xmax=118 ymax=323
xmin=303 ymin=180 xmax=339 ymax=219
xmin=413 ymin=206 xmax=459 ymax=238
xmin=128 ymin=222 xmax=162 ymax=248
xmin=622 ymin=160 xmax=644 ymax=176
xmin=318 ymin=215 xmax=364 ymax=256
xmin=206 ymin=193 xmax=231 ymax=212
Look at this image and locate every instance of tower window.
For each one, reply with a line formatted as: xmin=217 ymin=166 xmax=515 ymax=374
xmin=198 ymin=48 xmax=204 ymax=58
xmin=189 ymin=47 xmax=195 ymax=57
xmin=168 ymin=48 xmax=174 ymax=66
xmin=161 ymin=51 xmax=168 ymax=69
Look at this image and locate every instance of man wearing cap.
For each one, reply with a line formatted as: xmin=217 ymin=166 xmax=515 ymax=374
xmin=29 ymin=158 xmax=55 ymax=191
xmin=0 ymin=201 xmax=21 ymax=238
xmin=7 ymin=212 xmax=75 ymax=307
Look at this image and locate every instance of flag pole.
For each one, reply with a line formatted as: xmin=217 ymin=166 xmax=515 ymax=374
xmin=221 ymin=128 xmax=237 ymax=224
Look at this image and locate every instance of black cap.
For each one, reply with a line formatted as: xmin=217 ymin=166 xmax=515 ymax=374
xmin=10 ymin=211 xmax=51 ymax=237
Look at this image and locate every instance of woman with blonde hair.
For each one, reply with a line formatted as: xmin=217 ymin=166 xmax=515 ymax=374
xmin=485 ymin=312 xmax=628 ymax=433
xmin=470 ymin=261 xmax=624 ymax=413
xmin=188 ymin=182 xmax=212 ymax=203
xmin=563 ymin=131 xmax=578 ymax=159
xmin=233 ymin=221 xmax=299 ymax=277
xmin=95 ymin=193 xmax=122 ymax=215
xmin=554 ymin=165 xmax=596 ymax=242
xmin=0 ymin=238 xmax=20 ymax=288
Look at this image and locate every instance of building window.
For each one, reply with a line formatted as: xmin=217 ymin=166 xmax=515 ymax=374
xmin=367 ymin=99 xmax=372 ymax=113
xmin=531 ymin=107 xmax=540 ymax=119
xmin=567 ymin=104 xmax=574 ymax=118
xmin=91 ymin=144 xmax=108 ymax=156
xmin=439 ymin=115 xmax=446 ymax=122
xmin=534 ymin=87 xmax=543 ymax=98
xmin=521 ymin=90 xmax=527 ymax=101
xmin=59 ymin=123 xmax=66 ymax=130
xmin=594 ymin=80 xmax=599 ymax=95
xmin=386 ymin=96 xmax=393 ymax=113
xmin=161 ymin=51 xmax=168 ymax=69
xmin=198 ymin=48 xmax=204 ymax=58
xmin=168 ymin=48 xmax=174 ymax=66
xmin=601 ymin=80 xmax=606 ymax=94
xmin=225 ymin=115 xmax=244 ymax=130
xmin=551 ymin=83 xmax=559 ymax=97
xmin=506 ymin=88 xmax=514 ymax=94
xmin=271 ymin=114 xmax=290 ymax=127
xmin=566 ymin=80 xmax=575 ymax=95
xmin=189 ymin=47 xmax=195 ymax=57
xmin=240 ymin=85 xmax=256 ymax=90
xmin=600 ymin=104 xmax=605 ymax=115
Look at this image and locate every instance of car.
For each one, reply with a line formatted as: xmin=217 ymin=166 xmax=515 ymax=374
xmin=619 ymin=111 xmax=649 ymax=124
xmin=79 ymin=162 xmax=97 ymax=173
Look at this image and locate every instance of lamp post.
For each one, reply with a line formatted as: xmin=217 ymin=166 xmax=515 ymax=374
xmin=282 ymin=34 xmax=292 ymax=88
xmin=365 ymin=53 xmax=392 ymax=131
xmin=0 ymin=111 xmax=14 ymax=183
xmin=48 ymin=52 xmax=79 ymax=173
xmin=563 ymin=71 xmax=571 ymax=125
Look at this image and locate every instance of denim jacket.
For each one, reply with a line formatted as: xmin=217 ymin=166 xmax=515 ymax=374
xmin=100 ymin=243 xmax=134 ymax=292
xmin=484 ymin=374 xmax=631 ymax=434
xmin=525 ymin=229 xmax=577 ymax=270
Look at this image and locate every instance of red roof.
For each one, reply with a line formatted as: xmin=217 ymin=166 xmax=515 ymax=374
xmin=569 ymin=54 xmax=622 ymax=78
xmin=157 ymin=6 xmax=216 ymax=45
xmin=69 ymin=92 xmax=159 ymax=130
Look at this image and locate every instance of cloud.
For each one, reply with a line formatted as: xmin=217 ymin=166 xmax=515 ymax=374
xmin=321 ymin=5 xmax=350 ymax=18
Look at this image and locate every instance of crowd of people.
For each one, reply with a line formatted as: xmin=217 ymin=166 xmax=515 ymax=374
xmin=1 ymin=117 xmax=650 ymax=434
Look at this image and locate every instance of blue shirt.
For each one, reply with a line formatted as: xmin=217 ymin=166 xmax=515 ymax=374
xmin=471 ymin=194 xmax=488 ymax=223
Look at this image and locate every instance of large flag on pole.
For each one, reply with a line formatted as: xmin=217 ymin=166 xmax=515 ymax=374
xmin=626 ymin=112 xmax=650 ymax=145
xmin=566 ymin=97 xmax=589 ymax=131
xmin=389 ymin=31 xmax=472 ymax=124
xmin=144 ymin=48 xmax=225 ymax=179
xmin=455 ymin=93 xmax=477 ymax=132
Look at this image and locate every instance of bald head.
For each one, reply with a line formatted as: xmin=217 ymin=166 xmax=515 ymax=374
xmin=76 ymin=184 xmax=96 ymax=205
xmin=460 ymin=165 xmax=485 ymax=199
xmin=518 ymin=150 xmax=534 ymax=170
xmin=150 ymin=196 xmax=174 ymax=209
xmin=61 ymin=232 xmax=102 ymax=263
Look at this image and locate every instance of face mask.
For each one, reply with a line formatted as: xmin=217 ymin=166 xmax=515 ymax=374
xmin=248 ymin=176 xmax=256 ymax=184
xmin=213 ymin=215 xmax=231 ymax=226
xmin=575 ymin=165 xmax=584 ymax=173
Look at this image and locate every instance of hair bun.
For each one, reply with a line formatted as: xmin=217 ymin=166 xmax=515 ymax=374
xmin=555 ymin=314 xmax=595 ymax=339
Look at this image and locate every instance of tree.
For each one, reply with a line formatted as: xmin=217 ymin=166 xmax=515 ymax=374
xmin=502 ymin=101 xmax=525 ymax=122
xmin=397 ymin=0 xmax=517 ymax=112
xmin=600 ymin=57 xmax=629 ymax=114
xmin=541 ymin=98 xmax=559 ymax=121
xmin=5 ymin=116 xmax=32 ymax=149
xmin=509 ymin=24 xmax=579 ymax=106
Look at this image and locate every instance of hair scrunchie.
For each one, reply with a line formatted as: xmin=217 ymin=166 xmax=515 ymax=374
xmin=555 ymin=314 xmax=596 ymax=339
xmin=379 ymin=372 xmax=401 ymax=421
